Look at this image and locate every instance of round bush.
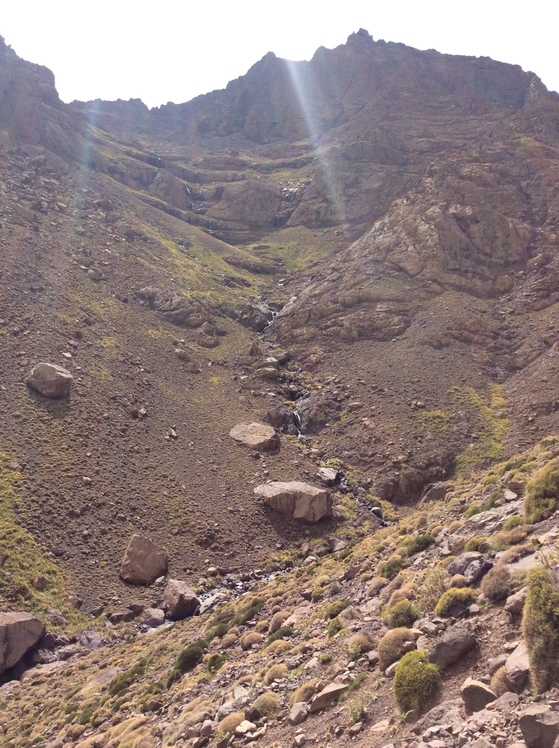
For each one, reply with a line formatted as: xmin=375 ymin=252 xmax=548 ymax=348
xmin=524 ymin=458 xmax=559 ymax=523
xmin=387 ymin=600 xmax=418 ymax=629
xmin=393 ymin=649 xmax=440 ymax=714
xmin=378 ymin=627 xmax=416 ymax=671
xmin=434 ymin=587 xmax=477 ymax=617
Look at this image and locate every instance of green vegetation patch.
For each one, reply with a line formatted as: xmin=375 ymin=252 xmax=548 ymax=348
xmin=0 ymin=455 xmax=86 ymax=630
xmin=451 ymin=385 xmax=508 ymax=474
xmin=522 ymin=565 xmax=559 ymax=692
xmin=434 ymin=587 xmax=477 ymax=617
xmin=524 ymin=458 xmax=559 ymax=523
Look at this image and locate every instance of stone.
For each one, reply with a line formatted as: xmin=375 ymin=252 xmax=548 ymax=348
xmin=488 ymin=653 xmax=507 ymax=676
xmin=505 ymin=586 xmax=528 ymax=615
xmin=309 ymin=676 xmax=352 ymax=713
xmin=317 ymin=467 xmax=339 ymax=485
xmin=460 ymin=678 xmax=497 ymax=713
xmin=79 ymin=631 xmax=104 ymax=650
xmin=119 ymin=534 xmax=168 ymax=585
xmin=229 ymin=422 xmax=280 ymax=451
xmin=519 ymin=705 xmax=559 ymax=748
xmin=254 ymin=481 xmax=333 ymax=522
xmin=140 ymin=608 xmax=165 ymax=627
xmin=235 ymin=720 xmax=256 ymax=735
xmin=0 ymin=612 xmax=45 ymax=675
xmin=289 ymin=702 xmax=309 ymax=725
xmin=428 ymin=627 xmax=476 ymax=669
xmin=447 ymin=552 xmax=482 ymax=577
xmin=25 ymin=363 xmax=73 ymax=398
xmin=504 ymin=640 xmax=530 ymax=693
xmin=163 ymin=579 xmax=200 ymax=620
xmin=108 ymin=608 xmax=135 ymax=624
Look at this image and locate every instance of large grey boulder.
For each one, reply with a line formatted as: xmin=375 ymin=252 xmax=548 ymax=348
xmin=254 ymin=481 xmax=332 ymax=522
xmin=0 ymin=612 xmax=45 ymax=674
xmin=163 ymin=580 xmax=200 ymax=620
xmin=25 ymin=363 xmax=73 ymax=398
xmin=229 ymin=422 xmax=280 ymax=451
xmin=119 ymin=534 xmax=168 ymax=585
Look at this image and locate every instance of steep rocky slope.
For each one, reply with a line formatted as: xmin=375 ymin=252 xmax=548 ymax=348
xmin=3 ymin=28 xmax=559 ymax=747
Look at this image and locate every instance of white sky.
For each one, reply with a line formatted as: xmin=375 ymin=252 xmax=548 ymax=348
xmin=3 ymin=1 xmax=559 ymax=108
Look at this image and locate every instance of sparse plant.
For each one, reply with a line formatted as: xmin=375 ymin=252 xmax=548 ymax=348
xmin=490 ymin=665 xmax=508 ymax=697
xmin=252 ymin=692 xmax=281 ymax=716
xmin=265 ymin=626 xmax=294 ymax=647
xmin=417 ymin=564 xmax=448 ymax=613
xmin=464 ymin=536 xmax=490 ymax=552
xmin=323 ymin=599 xmax=351 ymax=620
xmin=406 ymin=534 xmax=436 ymax=557
xmin=378 ymin=555 xmax=403 ymax=579
xmin=263 ymin=663 xmax=288 ymax=685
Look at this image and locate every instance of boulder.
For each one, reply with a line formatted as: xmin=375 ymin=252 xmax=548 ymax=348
xmin=505 ymin=587 xmax=528 ymax=616
xmin=317 ymin=467 xmax=339 ymax=485
xmin=254 ymin=481 xmax=332 ymax=522
xmin=0 ymin=612 xmax=45 ymax=675
xmin=163 ymin=579 xmax=200 ymax=620
xmin=139 ymin=608 xmax=166 ymax=627
xmin=119 ymin=534 xmax=168 ymax=585
xmin=428 ymin=627 xmax=476 ymax=669
xmin=460 ymin=678 xmax=496 ymax=713
xmin=25 ymin=363 xmax=73 ymax=398
xmin=309 ymin=676 xmax=352 ymax=713
xmin=289 ymin=702 xmax=308 ymax=725
xmin=519 ymin=705 xmax=559 ymax=748
xmin=504 ymin=640 xmax=530 ymax=693
xmin=229 ymin=422 xmax=280 ymax=451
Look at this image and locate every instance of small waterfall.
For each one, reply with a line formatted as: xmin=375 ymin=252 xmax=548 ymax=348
xmin=293 ymin=409 xmax=303 ymax=437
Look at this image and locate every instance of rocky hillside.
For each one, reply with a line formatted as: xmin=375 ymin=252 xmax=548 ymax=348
xmin=3 ymin=28 xmax=559 ymax=748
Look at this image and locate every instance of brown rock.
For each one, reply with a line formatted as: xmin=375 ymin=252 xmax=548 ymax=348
xmin=289 ymin=702 xmax=308 ymax=725
xmin=519 ymin=705 xmax=559 ymax=748
xmin=229 ymin=422 xmax=280 ymax=451
xmin=309 ymin=676 xmax=352 ymax=713
xmin=25 ymin=363 xmax=73 ymax=398
xmin=163 ymin=579 xmax=200 ymax=620
xmin=254 ymin=481 xmax=332 ymax=522
xmin=504 ymin=586 xmax=528 ymax=615
xmin=139 ymin=608 xmax=165 ymax=627
xmin=0 ymin=612 xmax=45 ymax=674
xmin=460 ymin=678 xmax=496 ymax=713
xmin=428 ymin=627 xmax=476 ymax=670
xmin=504 ymin=640 xmax=530 ymax=693
xmin=119 ymin=534 xmax=168 ymax=585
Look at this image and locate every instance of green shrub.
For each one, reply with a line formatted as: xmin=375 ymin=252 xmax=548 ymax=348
xmin=378 ymin=555 xmax=403 ymax=579
xmin=522 ymin=565 xmax=559 ymax=692
xmin=464 ymin=536 xmax=489 ymax=552
xmin=327 ymin=617 xmax=343 ymax=638
xmin=387 ymin=600 xmax=418 ymax=629
xmin=265 ymin=626 xmax=294 ymax=647
xmin=393 ymin=650 xmax=440 ymax=714
xmin=206 ymin=653 xmax=225 ymax=674
xmin=407 ymin=535 xmax=435 ymax=557
xmin=167 ymin=640 xmax=208 ymax=687
xmin=108 ymin=658 xmax=149 ymax=697
xmin=524 ymin=459 xmax=559 ymax=523
xmin=323 ymin=599 xmax=350 ymax=620
xmin=434 ymin=587 xmax=477 ymax=617
xmin=503 ymin=516 xmax=524 ymax=531
xmin=378 ymin=627 xmax=415 ymax=670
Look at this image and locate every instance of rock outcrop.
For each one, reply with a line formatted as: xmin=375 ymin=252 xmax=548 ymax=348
xmin=254 ymin=481 xmax=333 ymax=522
